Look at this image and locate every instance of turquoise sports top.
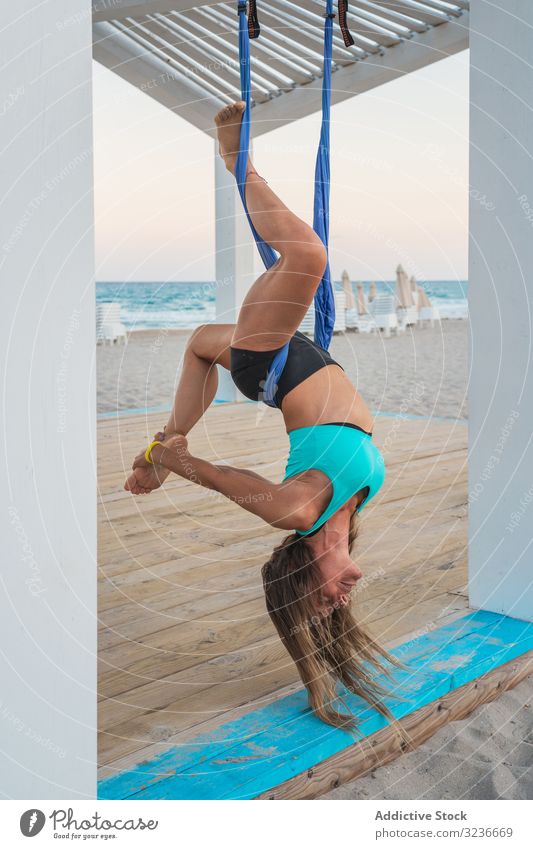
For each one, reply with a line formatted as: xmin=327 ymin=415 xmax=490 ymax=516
xmin=283 ymin=423 xmax=386 ymax=536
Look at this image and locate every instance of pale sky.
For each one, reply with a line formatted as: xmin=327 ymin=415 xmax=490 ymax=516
xmin=92 ymin=49 xmax=469 ymax=282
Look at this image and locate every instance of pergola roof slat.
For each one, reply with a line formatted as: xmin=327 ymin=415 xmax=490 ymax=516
xmin=267 ymin=0 xmax=381 ymax=56
xmin=193 ymin=7 xmax=316 ymax=83
xmin=92 ymin=1 xmax=469 ymax=136
xmin=118 ymin=17 xmax=245 ymax=101
xmin=353 ymin=0 xmax=428 ymax=30
xmin=276 ymin=0 xmax=403 ymax=45
xmin=421 ymin=0 xmax=464 ymax=15
xmin=200 ymin=5 xmax=322 ymax=77
xmin=348 ymin=0 xmax=428 ymax=32
xmin=96 ymin=19 xmax=233 ymax=112
xmin=148 ymin=12 xmax=285 ymax=94
xmin=345 ymin=13 xmax=403 ymax=46
xmin=187 ymin=9 xmax=313 ymax=90
xmin=375 ymin=1 xmax=451 ymax=25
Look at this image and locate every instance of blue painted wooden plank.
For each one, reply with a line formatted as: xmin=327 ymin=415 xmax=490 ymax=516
xmin=132 ymin=622 xmax=533 ymax=800
xmin=216 ymin=624 xmax=533 ymax=800
xmin=96 ymin=611 xmax=509 ymax=799
xmin=98 ymin=611 xmax=533 ymax=800
xmin=98 ymin=611 xmax=492 ymax=799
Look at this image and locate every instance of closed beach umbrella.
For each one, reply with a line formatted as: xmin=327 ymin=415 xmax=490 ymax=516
xmin=410 ymin=275 xmax=420 ymax=306
xmin=357 ymin=283 xmax=368 ymax=315
xmin=396 ymin=264 xmax=414 ymax=308
xmin=417 ymin=286 xmax=432 ymax=309
xmin=341 ymin=269 xmax=355 ymax=310
xmin=368 ymin=281 xmax=377 ymax=303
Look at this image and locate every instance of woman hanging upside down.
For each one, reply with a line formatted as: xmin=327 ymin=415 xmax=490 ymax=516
xmin=125 ymin=101 xmax=401 ymax=728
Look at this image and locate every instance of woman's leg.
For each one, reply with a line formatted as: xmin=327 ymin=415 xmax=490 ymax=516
xmin=164 ymin=323 xmax=234 ymax=436
xmin=215 ymin=102 xmax=328 ymax=351
xmin=125 ymin=323 xmax=234 ymax=494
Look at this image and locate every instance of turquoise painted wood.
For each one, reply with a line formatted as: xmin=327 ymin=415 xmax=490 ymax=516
xmin=98 ymin=611 xmax=533 ymax=800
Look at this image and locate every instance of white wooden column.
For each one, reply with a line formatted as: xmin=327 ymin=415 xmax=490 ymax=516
xmin=468 ymin=0 xmax=533 ymax=622
xmin=0 ymin=1 xmax=96 ymax=795
xmin=214 ymin=140 xmax=256 ymax=401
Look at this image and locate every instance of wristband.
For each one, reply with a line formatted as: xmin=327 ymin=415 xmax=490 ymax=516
xmin=145 ymin=440 xmax=163 ymax=465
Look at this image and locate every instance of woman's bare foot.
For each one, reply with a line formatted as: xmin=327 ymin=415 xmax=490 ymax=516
xmin=125 ymin=464 xmax=169 ymax=495
xmin=214 ymin=101 xmax=247 ymax=174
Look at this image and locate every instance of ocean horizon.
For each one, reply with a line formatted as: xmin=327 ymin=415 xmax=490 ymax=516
xmin=96 ymin=279 xmax=468 ymax=330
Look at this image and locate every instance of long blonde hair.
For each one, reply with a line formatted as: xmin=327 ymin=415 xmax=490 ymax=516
xmin=262 ymin=515 xmax=404 ymax=729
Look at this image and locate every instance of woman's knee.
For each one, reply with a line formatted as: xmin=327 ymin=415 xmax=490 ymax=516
xmin=291 ymin=240 xmax=328 ymax=284
xmin=187 ymin=323 xmax=233 ymax=366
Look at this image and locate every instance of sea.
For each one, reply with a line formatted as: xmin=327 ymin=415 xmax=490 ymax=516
xmin=96 ymin=280 xmax=468 ymax=331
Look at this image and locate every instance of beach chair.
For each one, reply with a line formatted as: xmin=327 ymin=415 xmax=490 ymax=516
xmin=369 ymin=294 xmax=401 ymax=337
xmin=397 ymin=304 xmax=418 ymax=331
xmin=298 ymin=303 xmax=315 ymax=336
xmin=418 ymin=304 xmax=441 ymax=328
xmin=300 ymin=290 xmax=347 ymax=336
xmin=96 ymin=303 xmax=127 ymax=345
xmin=346 ymin=285 xmax=375 ymax=333
xmin=333 ymin=290 xmax=346 ymax=333
xmin=346 ymin=309 xmax=375 ymax=333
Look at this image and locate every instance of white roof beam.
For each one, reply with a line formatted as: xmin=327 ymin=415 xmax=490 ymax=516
xmin=116 ymin=17 xmax=244 ymax=100
xmin=346 ymin=0 xmax=428 ymax=33
xmin=163 ymin=10 xmax=297 ymax=89
xmin=141 ymin=13 xmax=278 ymax=97
xmin=92 ymin=20 xmax=227 ymax=132
xmin=274 ymin=0 xmax=402 ymax=45
xmin=421 ymin=0 xmax=464 ymax=14
xmin=92 ymin=0 xmax=465 ymax=26
xmin=249 ymin=9 xmax=468 ymax=134
xmin=192 ymin=7 xmax=316 ymax=82
xmin=93 ymin=3 xmax=469 ymax=138
xmin=377 ymin=1 xmax=451 ymax=25
xmin=211 ymin=4 xmax=352 ymax=67
xmin=343 ymin=7 xmax=412 ymax=37
xmin=93 ymin=0 xmax=225 ymax=22
xmin=268 ymin=0 xmax=381 ymax=55
xmin=258 ymin=4 xmax=371 ymax=62
xmin=345 ymin=13 xmax=403 ymax=46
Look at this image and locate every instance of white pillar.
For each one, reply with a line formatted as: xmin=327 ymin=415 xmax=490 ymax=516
xmin=0 ymin=1 xmax=96 ymax=796
xmin=214 ymin=140 xmax=256 ymax=402
xmin=468 ymin=0 xmax=533 ymax=622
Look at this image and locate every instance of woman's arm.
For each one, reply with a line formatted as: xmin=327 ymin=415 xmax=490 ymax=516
xmin=142 ymin=436 xmax=320 ymax=531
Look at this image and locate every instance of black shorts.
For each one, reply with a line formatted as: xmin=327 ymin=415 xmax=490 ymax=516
xmin=229 ymin=331 xmax=342 ymax=408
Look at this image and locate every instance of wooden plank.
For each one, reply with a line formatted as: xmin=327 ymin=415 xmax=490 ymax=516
xmin=97 ymin=597 xmax=468 ymax=781
xmin=97 ymin=409 xmax=468 ymax=770
xmin=256 ymin=652 xmax=533 ymax=799
xmin=97 ymin=542 xmax=467 ymax=700
xmin=97 ymin=611 xmax=533 ymax=800
xmin=99 ymin=566 xmax=467 ymax=733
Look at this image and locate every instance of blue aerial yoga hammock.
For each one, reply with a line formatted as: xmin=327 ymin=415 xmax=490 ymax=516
xmin=235 ymin=0 xmax=339 ymax=407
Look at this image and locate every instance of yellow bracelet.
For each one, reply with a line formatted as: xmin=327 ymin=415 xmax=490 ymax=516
xmin=145 ymin=440 xmax=163 ymax=465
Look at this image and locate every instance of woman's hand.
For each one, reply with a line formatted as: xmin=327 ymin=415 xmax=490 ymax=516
xmin=124 ymin=430 xmax=170 ymax=494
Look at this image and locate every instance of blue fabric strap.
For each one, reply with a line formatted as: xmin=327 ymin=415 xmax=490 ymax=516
xmin=235 ymin=0 xmax=335 ymax=406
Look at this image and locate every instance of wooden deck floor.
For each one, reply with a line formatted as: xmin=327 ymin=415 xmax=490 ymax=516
xmin=97 ymin=404 xmax=468 ymax=780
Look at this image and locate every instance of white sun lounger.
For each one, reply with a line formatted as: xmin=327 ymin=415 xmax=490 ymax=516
xmin=369 ymin=294 xmax=402 ymax=337
xmin=96 ymin=303 xmax=128 ymax=345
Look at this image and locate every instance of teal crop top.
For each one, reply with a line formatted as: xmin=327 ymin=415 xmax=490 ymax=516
xmin=283 ymin=423 xmax=386 ymax=536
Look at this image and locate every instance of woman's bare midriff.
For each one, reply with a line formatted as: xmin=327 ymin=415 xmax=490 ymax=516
xmin=281 ymin=364 xmax=374 ymax=433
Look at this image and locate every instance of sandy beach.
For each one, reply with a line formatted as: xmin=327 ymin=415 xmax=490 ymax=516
xmin=97 ymin=320 xmax=468 ymax=419
xmin=324 ymin=674 xmax=533 ymax=800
